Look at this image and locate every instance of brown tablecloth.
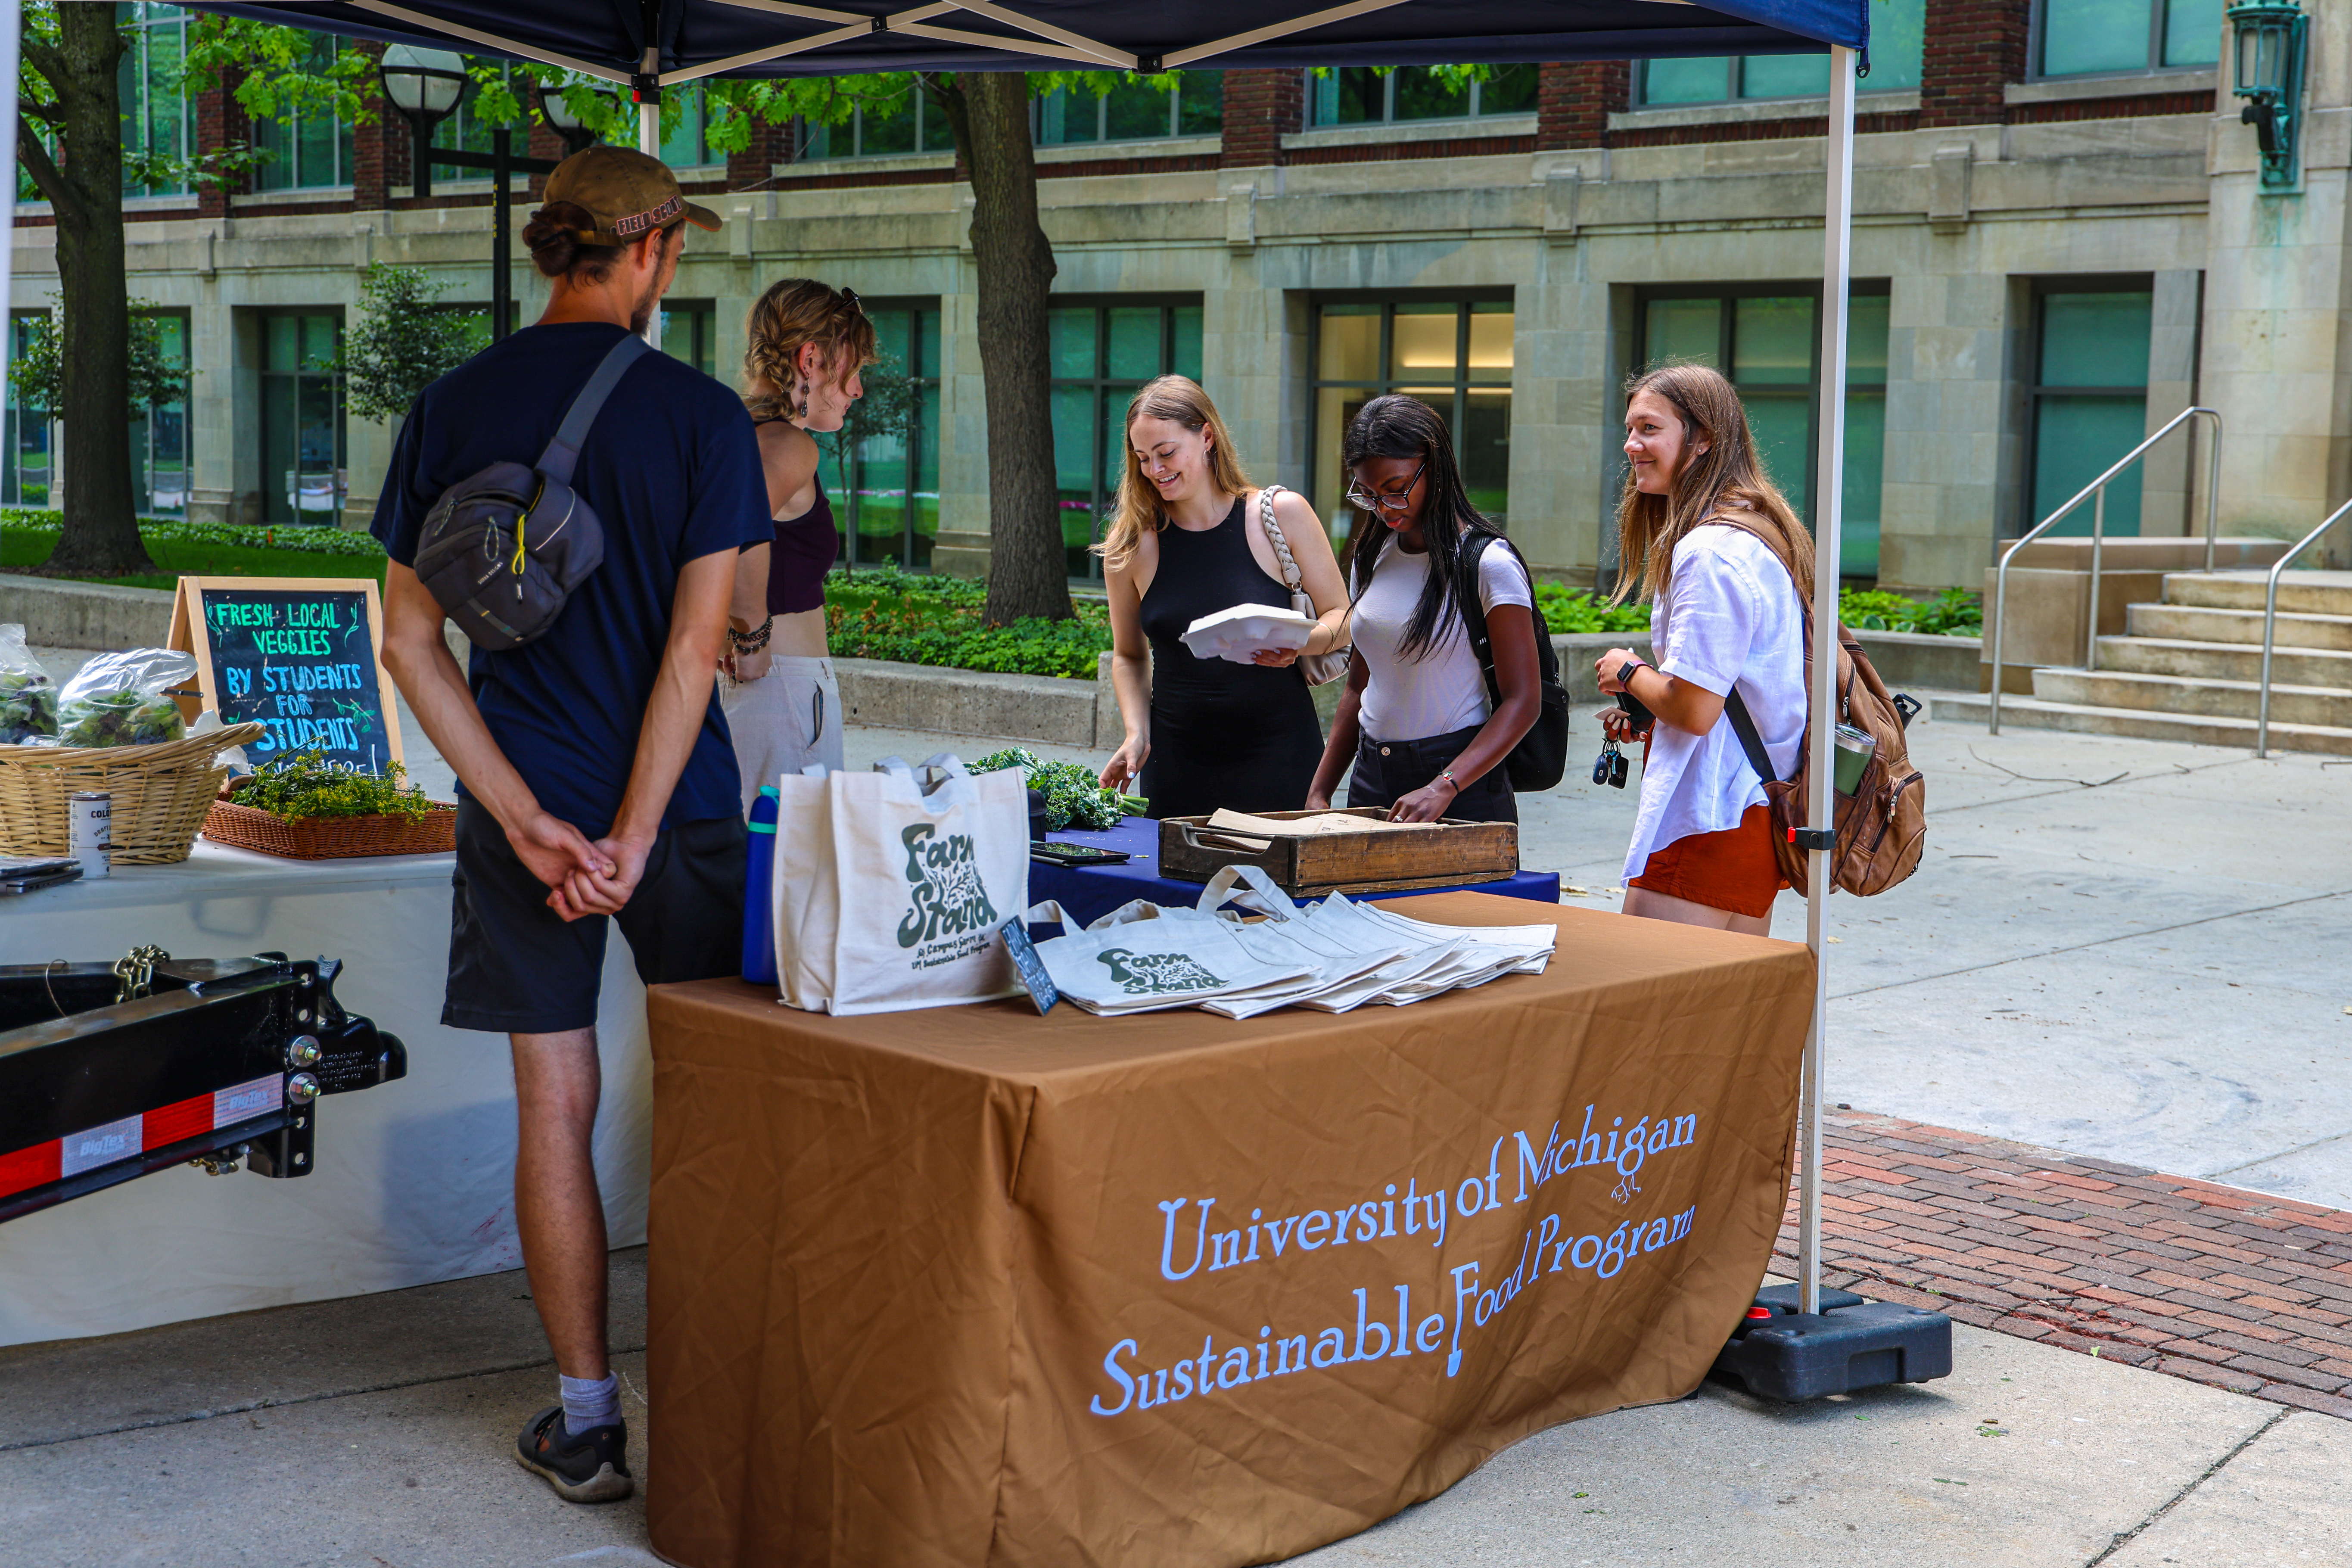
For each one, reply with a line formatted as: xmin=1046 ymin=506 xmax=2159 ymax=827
xmin=644 ymin=894 xmax=1814 ymax=1568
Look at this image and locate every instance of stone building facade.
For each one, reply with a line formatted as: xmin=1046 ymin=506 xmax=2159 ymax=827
xmin=9 ymin=1 xmax=2345 ymax=591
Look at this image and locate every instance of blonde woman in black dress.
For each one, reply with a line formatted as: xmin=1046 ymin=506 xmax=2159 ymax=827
xmin=1095 ymin=376 xmax=1349 ymax=819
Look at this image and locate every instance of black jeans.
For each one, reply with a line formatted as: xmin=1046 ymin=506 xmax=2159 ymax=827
xmin=1345 ymin=723 xmax=1518 ymax=824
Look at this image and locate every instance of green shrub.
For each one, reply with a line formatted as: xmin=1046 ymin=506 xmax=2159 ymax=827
xmin=824 ymin=569 xmax=1111 ymax=679
xmin=1839 ymin=585 xmax=1982 ymax=637
xmin=1532 ymin=582 xmax=1653 ymax=635
xmin=0 ymin=508 xmax=389 ymax=559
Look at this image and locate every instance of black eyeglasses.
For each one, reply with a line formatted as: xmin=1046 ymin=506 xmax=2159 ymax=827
xmin=841 ymin=286 xmax=863 ymax=314
xmin=1345 ymin=460 xmax=1427 ymax=514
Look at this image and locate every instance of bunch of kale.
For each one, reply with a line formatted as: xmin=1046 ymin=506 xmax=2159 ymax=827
xmin=968 ymin=747 xmax=1145 ymax=832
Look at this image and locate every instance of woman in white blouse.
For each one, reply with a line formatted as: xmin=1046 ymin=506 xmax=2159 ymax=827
xmin=1595 ymin=362 xmax=1813 ymax=935
xmin=1305 ymin=395 xmax=1543 ymax=824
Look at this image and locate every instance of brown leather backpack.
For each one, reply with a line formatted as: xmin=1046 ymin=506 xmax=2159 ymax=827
xmin=1708 ymin=514 xmax=1928 ymax=898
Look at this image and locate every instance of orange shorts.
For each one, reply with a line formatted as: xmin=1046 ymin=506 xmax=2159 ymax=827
xmin=1629 ymin=803 xmax=1788 ymax=919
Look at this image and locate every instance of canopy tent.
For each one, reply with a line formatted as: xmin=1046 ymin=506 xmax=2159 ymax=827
xmin=18 ymin=0 xmax=1867 ymax=1315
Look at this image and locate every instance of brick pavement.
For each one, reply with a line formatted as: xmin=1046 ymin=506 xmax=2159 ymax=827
xmin=1771 ymin=1110 xmax=2352 ymax=1419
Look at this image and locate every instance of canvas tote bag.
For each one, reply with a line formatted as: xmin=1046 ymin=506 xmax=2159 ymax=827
xmin=772 ymin=755 xmax=1030 ymax=1015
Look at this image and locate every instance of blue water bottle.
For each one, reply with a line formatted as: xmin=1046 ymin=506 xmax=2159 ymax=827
xmin=742 ymin=785 xmax=779 ymax=984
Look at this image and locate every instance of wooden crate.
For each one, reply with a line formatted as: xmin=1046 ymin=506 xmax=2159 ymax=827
xmin=1157 ymin=808 xmax=1518 ymax=896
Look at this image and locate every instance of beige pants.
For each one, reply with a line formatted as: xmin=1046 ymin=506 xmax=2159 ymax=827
xmin=718 ymin=655 xmax=844 ymax=815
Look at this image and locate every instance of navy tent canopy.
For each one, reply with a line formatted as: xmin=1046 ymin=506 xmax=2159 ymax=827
xmin=193 ymin=1 xmax=1866 ymax=84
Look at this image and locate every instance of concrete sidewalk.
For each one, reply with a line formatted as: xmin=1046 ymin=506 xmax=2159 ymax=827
xmin=2 ymin=1241 xmax=2340 ymax=1567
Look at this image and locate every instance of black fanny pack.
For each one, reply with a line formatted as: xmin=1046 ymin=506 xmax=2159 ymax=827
xmin=411 ymin=333 xmax=650 ymax=652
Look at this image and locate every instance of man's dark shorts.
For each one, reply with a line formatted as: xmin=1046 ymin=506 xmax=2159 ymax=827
xmin=445 ymin=799 xmax=747 ymax=1035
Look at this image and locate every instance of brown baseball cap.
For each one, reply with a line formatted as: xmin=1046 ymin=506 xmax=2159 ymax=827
xmin=541 ymin=144 xmax=721 ymax=246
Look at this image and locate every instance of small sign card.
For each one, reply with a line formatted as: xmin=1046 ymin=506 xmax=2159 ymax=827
xmin=1000 ymin=920 xmax=1059 ymax=1016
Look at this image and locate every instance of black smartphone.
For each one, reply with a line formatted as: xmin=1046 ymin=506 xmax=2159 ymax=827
xmin=1030 ymin=842 xmax=1133 ymax=868
xmin=1614 ymin=690 xmax=1655 ymax=731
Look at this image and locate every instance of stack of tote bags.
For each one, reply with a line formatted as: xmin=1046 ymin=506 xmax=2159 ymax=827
xmin=771 ymin=754 xmax=1032 ymax=1014
xmin=1032 ymin=865 xmax=1556 ymax=1019
xmin=766 ymin=758 xmax=1553 ymax=1021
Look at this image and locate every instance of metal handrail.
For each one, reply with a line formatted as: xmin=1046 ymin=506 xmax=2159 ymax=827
xmin=2256 ymin=496 xmax=2352 ymax=758
xmin=1990 ymin=407 xmax=2222 ymax=734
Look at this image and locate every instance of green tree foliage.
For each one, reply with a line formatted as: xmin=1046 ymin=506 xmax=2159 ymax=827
xmin=340 ymin=264 xmax=484 ymax=423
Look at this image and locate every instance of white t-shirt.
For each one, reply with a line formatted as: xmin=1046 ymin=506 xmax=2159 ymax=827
xmin=1622 ymin=523 xmax=1806 ymax=880
xmin=1351 ymin=538 xmax=1535 ymax=741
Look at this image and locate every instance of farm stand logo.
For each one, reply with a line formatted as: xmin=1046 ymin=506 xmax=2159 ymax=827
xmin=1098 ymin=948 xmax=1225 ymax=996
xmin=896 ymin=822 xmax=998 ymax=950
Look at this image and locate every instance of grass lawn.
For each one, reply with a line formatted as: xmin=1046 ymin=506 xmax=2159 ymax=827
xmin=0 ymin=532 xmax=389 ymax=591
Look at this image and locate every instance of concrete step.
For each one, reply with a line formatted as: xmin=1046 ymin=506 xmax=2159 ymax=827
xmin=2162 ymin=569 xmax=2352 ymax=616
xmin=2126 ymin=602 xmax=2352 ymax=651
xmin=2034 ymin=667 xmax=2352 ymax=728
xmin=1930 ymin=691 xmax=2352 ymax=756
xmin=2093 ymin=635 xmax=2352 ymax=689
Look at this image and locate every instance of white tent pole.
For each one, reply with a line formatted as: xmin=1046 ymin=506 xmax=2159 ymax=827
xmin=638 ymin=46 xmax=663 ymax=350
xmin=1799 ymin=44 xmax=1857 ymax=1319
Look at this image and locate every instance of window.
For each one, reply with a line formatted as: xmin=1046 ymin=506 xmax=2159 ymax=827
xmin=802 ymin=90 xmax=955 ymax=159
xmin=1053 ymin=299 xmax=1204 ymax=579
xmin=2038 ymin=0 xmax=2221 ymax=77
xmin=2026 ymin=286 xmax=2153 ymax=537
xmin=1034 ymin=72 xmax=1222 ymax=143
xmin=658 ymin=303 xmax=718 ymax=380
xmin=841 ymin=303 xmax=943 ymax=571
xmin=1307 ymin=65 xmax=1537 ymax=126
xmin=1312 ymin=297 xmax=1513 ymax=542
xmin=1635 ymin=286 xmax=1894 ymax=577
xmin=258 ymin=314 xmax=343 ymax=524
xmin=1640 ymin=0 xmax=1925 ymax=104
xmin=660 ymin=83 xmax=724 ymax=168
xmin=253 ymin=33 xmax=355 ymax=190
xmin=134 ymin=312 xmax=191 ymax=517
xmin=119 ymin=3 xmax=195 ymax=198
xmin=3 ymin=315 xmax=53 ymax=508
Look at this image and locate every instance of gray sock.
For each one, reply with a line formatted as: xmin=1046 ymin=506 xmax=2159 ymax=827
xmin=560 ymin=1371 xmax=619 ymax=1431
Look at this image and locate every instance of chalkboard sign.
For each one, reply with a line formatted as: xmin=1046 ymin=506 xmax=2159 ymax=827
xmin=170 ymin=577 xmax=404 ymax=772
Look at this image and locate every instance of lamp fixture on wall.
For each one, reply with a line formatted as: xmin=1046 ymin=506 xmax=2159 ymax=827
xmin=2228 ymin=0 xmax=2308 ymax=192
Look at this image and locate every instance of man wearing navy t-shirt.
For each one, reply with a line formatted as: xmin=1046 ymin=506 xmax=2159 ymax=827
xmin=372 ymin=147 xmax=769 ymax=1506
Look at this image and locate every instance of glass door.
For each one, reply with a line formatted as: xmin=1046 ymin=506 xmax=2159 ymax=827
xmin=261 ymin=315 xmax=344 ymax=524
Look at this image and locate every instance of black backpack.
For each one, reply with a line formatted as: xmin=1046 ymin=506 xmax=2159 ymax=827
xmin=1453 ymin=532 xmax=1572 ymax=793
xmin=411 ymin=333 xmax=650 ymax=652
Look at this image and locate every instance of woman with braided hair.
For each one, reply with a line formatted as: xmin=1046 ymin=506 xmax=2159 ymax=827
xmin=719 ymin=277 xmax=874 ymax=810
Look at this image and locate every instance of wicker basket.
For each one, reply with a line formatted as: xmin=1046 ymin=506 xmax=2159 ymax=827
xmin=202 ymin=792 xmax=457 ymax=860
xmin=0 ymin=722 xmax=268 ymax=865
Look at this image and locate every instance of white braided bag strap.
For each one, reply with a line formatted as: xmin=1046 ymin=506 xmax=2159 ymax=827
xmin=1256 ymin=484 xmax=1305 ymax=597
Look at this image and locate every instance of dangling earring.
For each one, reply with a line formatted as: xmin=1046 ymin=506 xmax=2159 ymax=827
xmin=796 ymin=379 xmax=810 ymax=420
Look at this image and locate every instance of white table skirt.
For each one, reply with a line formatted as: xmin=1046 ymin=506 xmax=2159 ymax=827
xmin=0 ymin=839 xmax=653 ymax=1347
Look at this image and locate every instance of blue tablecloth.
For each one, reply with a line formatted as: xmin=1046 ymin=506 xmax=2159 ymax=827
xmin=1031 ymin=814 xmax=1560 ymax=928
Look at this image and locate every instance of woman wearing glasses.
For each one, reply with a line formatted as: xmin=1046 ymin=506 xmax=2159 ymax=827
xmin=719 ymin=278 xmax=871 ymax=811
xmin=1305 ymin=395 xmax=1542 ymax=824
xmin=1097 ymin=376 xmax=1350 ymax=819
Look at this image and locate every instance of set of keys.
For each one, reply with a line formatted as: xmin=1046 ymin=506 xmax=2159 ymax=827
xmin=1591 ymin=738 xmax=1628 ymax=789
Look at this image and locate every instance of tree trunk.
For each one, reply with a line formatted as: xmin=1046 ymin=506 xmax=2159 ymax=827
xmin=21 ymin=10 xmax=149 ymax=576
xmin=946 ymin=73 xmax=1070 ymax=624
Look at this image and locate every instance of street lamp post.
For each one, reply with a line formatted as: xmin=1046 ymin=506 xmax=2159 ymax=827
xmin=535 ymin=81 xmax=608 ymax=156
xmin=2227 ymin=0 xmax=2308 ymax=192
xmin=378 ymin=47 xmax=565 ymax=340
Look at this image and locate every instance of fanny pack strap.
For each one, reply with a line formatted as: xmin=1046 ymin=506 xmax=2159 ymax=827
xmin=537 ymin=334 xmax=652 ymax=487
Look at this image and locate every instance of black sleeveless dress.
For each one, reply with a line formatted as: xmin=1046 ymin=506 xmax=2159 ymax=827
xmin=1137 ymin=496 xmax=1324 ymax=819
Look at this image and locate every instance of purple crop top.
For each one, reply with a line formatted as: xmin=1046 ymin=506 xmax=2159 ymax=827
xmin=754 ymin=419 xmax=841 ymax=616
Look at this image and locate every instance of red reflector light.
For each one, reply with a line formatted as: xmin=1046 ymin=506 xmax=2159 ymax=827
xmin=1745 ymin=1306 xmax=1774 ymax=1319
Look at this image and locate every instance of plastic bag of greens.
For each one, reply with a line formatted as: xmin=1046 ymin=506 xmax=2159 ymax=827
xmin=55 ymin=648 xmax=196 ymax=748
xmin=0 ymin=624 xmax=58 ymax=745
